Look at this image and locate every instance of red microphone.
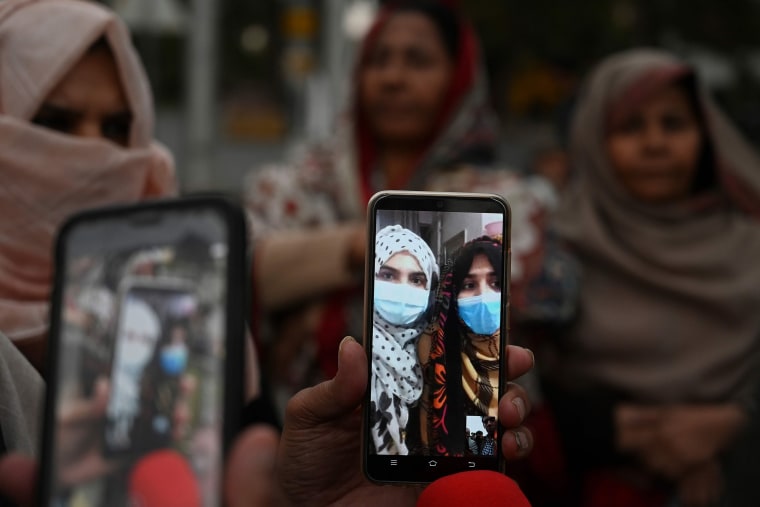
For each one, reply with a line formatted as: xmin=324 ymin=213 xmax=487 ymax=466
xmin=417 ymin=470 xmax=531 ymax=507
xmin=128 ymin=449 xmax=202 ymax=507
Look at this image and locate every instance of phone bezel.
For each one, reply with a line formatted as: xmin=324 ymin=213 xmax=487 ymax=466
xmin=362 ymin=190 xmax=511 ymax=485
xmin=37 ymin=195 xmax=248 ymax=505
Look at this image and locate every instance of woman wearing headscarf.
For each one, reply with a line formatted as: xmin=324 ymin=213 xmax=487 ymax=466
xmin=244 ymin=0 xmax=562 ymax=406
xmin=0 ymin=0 xmax=175 ymax=373
xmin=0 ymin=0 xmax=175 ymax=454
xmin=417 ymin=235 xmax=504 ymax=456
xmin=370 ymin=225 xmax=438 ymax=455
xmin=546 ymin=48 xmax=760 ymax=506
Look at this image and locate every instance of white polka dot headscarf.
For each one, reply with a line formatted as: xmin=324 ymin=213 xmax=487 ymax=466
xmin=374 ymin=225 xmax=439 ymax=290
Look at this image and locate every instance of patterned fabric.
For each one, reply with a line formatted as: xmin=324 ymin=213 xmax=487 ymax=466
xmin=370 ymin=226 xmax=439 ymax=455
xmin=422 ymin=236 xmax=503 ymax=456
xmin=481 ymin=435 xmax=496 ymax=456
xmin=423 ymin=259 xmax=455 ymax=456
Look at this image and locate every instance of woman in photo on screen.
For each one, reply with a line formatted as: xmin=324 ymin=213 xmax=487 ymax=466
xmin=417 ymin=235 xmax=504 ymax=456
xmin=370 ymin=225 xmax=439 ymax=455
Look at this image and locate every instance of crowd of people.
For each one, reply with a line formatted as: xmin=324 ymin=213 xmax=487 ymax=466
xmin=1 ymin=0 xmax=759 ymax=506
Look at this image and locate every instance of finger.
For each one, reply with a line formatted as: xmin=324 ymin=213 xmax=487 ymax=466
xmin=0 ymin=454 xmax=36 ymax=507
xmin=498 ymin=382 xmax=531 ymax=429
xmin=59 ymin=378 xmax=109 ymax=426
xmin=501 ymin=426 xmax=533 ymax=460
xmin=506 ymin=346 xmax=534 ymax=381
xmin=225 ymin=425 xmax=282 ymax=507
xmin=284 ymin=336 xmax=367 ymax=429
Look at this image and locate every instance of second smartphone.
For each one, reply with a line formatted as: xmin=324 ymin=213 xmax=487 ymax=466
xmin=37 ymin=196 xmax=247 ymax=507
xmin=362 ymin=191 xmax=511 ymax=484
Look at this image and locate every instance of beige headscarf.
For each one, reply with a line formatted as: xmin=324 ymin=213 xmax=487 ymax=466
xmin=553 ymin=49 xmax=760 ymax=404
xmin=0 ymin=0 xmax=175 ymax=350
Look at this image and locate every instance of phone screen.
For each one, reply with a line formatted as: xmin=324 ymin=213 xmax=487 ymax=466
xmin=363 ymin=192 xmax=510 ymax=484
xmin=39 ymin=198 xmax=245 ymax=507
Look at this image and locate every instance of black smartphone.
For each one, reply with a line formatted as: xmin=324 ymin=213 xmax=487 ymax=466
xmin=362 ymin=190 xmax=511 ymax=484
xmin=38 ymin=196 xmax=247 ymax=507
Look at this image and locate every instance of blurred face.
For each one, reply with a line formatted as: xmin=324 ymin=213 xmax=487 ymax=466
xmin=359 ymin=12 xmax=455 ymax=147
xmin=458 ymin=253 xmax=500 ymax=298
xmin=32 ymin=46 xmax=132 ymax=146
xmin=376 ymin=251 xmax=428 ymax=289
xmin=483 ymin=416 xmax=497 ymax=434
xmin=606 ymin=84 xmax=702 ymax=203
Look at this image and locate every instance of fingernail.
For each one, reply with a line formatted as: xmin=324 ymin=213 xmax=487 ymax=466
xmin=339 ymin=336 xmax=356 ymax=354
xmin=512 ymin=397 xmax=526 ymax=421
xmin=512 ymin=430 xmax=528 ymax=452
xmin=525 ymin=347 xmax=535 ymax=368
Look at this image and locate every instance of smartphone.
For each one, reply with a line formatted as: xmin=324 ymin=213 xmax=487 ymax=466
xmin=362 ymin=191 xmax=511 ymax=484
xmin=38 ymin=196 xmax=247 ymax=507
xmin=103 ymin=277 xmax=199 ymax=456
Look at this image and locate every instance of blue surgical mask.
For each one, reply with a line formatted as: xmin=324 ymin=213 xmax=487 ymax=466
xmin=457 ymin=292 xmax=501 ymax=335
xmin=160 ymin=344 xmax=188 ymax=376
xmin=374 ymin=280 xmax=429 ymax=326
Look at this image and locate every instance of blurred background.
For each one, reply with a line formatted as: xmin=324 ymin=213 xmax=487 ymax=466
xmin=101 ymin=0 xmax=760 ymax=193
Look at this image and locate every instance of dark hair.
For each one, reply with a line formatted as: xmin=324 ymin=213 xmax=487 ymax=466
xmin=451 ymin=236 xmax=503 ymax=296
xmin=391 ymin=1 xmax=461 ymax=61
xmin=676 ymin=74 xmax=718 ymax=194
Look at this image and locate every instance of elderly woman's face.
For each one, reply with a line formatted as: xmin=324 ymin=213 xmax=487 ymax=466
xmin=32 ymin=46 xmax=132 ymax=146
xmin=606 ymin=83 xmax=702 ymax=203
xmin=358 ymin=11 xmax=454 ymax=148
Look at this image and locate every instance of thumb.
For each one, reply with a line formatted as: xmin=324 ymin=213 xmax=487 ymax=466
xmin=285 ymin=336 xmax=367 ymax=429
xmin=0 ymin=453 xmax=37 ymax=507
xmin=225 ymin=425 xmax=281 ymax=507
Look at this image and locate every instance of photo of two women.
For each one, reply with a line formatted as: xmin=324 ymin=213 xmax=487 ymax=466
xmin=369 ymin=209 xmax=505 ymax=457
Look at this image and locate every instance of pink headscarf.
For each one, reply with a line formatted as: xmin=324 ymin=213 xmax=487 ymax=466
xmin=0 ymin=0 xmax=176 ymax=349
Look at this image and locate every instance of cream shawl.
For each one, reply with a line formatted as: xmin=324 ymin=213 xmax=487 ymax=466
xmin=553 ymin=49 xmax=760 ymax=404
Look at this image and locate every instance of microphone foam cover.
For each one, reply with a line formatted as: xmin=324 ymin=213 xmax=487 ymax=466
xmin=128 ymin=449 xmax=202 ymax=507
xmin=417 ymin=470 xmax=531 ymax=507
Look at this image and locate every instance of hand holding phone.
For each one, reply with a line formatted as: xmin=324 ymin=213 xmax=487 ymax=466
xmin=38 ymin=196 xmax=247 ymax=507
xmin=362 ymin=191 xmax=510 ymax=484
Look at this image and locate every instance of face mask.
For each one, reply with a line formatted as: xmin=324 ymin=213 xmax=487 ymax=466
xmin=457 ymin=291 xmax=501 ymax=335
xmin=160 ymin=344 xmax=188 ymax=376
xmin=374 ymin=280 xmax=429 ymax=326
